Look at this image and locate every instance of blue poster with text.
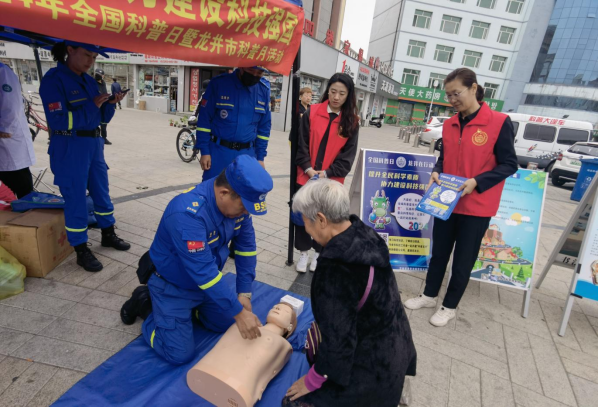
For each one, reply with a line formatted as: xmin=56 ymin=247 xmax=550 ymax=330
xmin=360 ymin=149 xmax=437 ymax=272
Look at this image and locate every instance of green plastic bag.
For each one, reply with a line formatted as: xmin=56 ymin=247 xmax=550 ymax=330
xmin=0 ymin=245 xmax=26 ymax=300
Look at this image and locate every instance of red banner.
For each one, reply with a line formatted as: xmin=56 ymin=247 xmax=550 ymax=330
xmin=0 ymin=0 xmax=304 ymax=75
xmin=189 ymin=67 xmax=200 ymax=111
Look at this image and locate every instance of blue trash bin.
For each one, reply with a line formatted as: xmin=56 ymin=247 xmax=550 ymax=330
xmin=571 ymin=158 xmax=598 ymax=201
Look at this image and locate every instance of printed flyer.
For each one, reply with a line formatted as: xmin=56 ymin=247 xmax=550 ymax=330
xmin=573 ymin=190 xmax=598 ymax=301
xmin=359 ymin=150 xmax=437 ymax=272
xmin=470 ymin=169 xmax=546 ymax=290
xmin=416 ymin=173 xmax=467 ymax=220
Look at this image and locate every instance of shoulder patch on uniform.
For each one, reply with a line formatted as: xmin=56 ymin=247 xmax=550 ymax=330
xmin=187 ymin=240 xmax=205 ymax=253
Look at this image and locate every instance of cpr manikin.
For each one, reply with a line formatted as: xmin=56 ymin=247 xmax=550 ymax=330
xmin=187 ymin=302 xmax=297 ymax=407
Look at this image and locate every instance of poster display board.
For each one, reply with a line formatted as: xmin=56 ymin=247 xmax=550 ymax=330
xmin=349 ymin=149 xmax=436 ymax=272
xmin=470 ymin=170 xmax=547 ymax=292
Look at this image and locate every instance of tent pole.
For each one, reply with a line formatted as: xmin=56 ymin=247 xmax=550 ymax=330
xmin=286 ymin=47 xmax=301 ymax=266
xmin=33 ymin=46 xmax=43 ymax=83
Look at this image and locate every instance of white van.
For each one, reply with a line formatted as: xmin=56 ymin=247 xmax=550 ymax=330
xmin=508 ymin=113 xmax=594 ymax=169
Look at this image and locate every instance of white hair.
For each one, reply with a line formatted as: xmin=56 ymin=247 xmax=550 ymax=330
xmin=292 ymin=179 xmax=350 ymax=223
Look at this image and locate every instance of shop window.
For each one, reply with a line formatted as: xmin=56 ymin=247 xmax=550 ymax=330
xmin=428 ymin=73 xmax=447 ymax=88
xmin=462 ymin=50 xmax=482 ymax=68
xmin=301 ymin=75 xmax=326 ymax=105
xmin=557 ymin=128 xmax=590 ymax=145
xmin=407 ymin=40 xmax=426 ymax=58
xmin=402 ymin=69 xmax=420 ymax=86
xmin=470 ymin=21 xmax=490 ymax=39
xmin=397 ymin=102 xmax=414 ymax=123
xmin=413 ymin=10 xmax=432 ymax=29
xmin=506 ymin=0 xmax=525 ymax=14
xmin=440 ymin=15 xmax=461 ymax=35
xmin=138 ymin=66 xmax=172 ymax=97
xmin=17 ymin=60 xmax=39 ymax=85
xmin=483 ymin=82 xmax=499 ymax=99
xmin=490 ymin=55 xmax=507 ymax=72
xmin=263 ymin=72 xmax=283 ymax=113
xmin=434 ymin=45 xmax=455 ymax=63
xmin=477 ymin=0 xmax=496 ymax=9
xmin=498 ymin=26 xmax=516 ymax=44
xmin=523 ymin=123 xmax=556 ymax=143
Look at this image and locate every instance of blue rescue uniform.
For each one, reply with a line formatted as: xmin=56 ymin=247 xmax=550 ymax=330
xmin=40 ymin=62 xmax=116 ymax=246
xmin=144 ymin=179 xmax=258 ymax=364
xmin=194 ymin=70 xmax=271 ymax=180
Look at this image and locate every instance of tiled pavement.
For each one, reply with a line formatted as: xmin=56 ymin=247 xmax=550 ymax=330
xmin=0 ymin=109 xmax=597 ymax=406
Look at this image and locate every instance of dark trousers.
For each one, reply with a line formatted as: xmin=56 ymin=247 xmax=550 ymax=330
xmin=423 ymin=212 xmax=491 ymax=309
xmin=294 ymin=183 xmax=323 ymax=253
xmin=0 ymin=167 xmax=33 ymax=198
xmin=100 ymin=124 xmax=108 ymax=140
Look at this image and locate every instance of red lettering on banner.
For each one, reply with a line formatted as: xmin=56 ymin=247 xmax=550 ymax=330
xmin=190 ymin=67 xmax=199 ymax=110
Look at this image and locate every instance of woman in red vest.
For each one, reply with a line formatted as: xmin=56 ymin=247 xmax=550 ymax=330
xmin=294 ymin=73 xmax=360 ymax=273
xmin=404 ymin=68 xmax=518 ymax=327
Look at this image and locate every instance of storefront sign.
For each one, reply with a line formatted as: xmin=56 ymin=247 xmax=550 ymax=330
xmin=303 ymin=19 xmax=314 ymax=37
xmin=470 ymin=170 xmax=547 ymax=290
xmin=189 ymin=67 xmax=200 ymax=111
xmin=336 ymin=54 xmax=358 ymax=83
xmin=96 ymin=52 xmax=130 ymax=64
xmin=398 ymin=84 xmax=505 ymax=111
xmin=349 ymin=149 xmax=437 ymax=272
xmin=0 ymin=0 xmax=304 ymax=76
xmin=375 ymin=74 xmax=400 ymax=99
xmin=356 ymin=65 xmax=370 ymax=91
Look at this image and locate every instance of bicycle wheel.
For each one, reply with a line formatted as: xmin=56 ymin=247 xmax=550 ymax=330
xmin=28 ymin=115 xmax=41 ymax=137
xmin=30 ymin=127 xmax=36 ymax=141
xmin=176 ymin=128 xmax=197 ymax=163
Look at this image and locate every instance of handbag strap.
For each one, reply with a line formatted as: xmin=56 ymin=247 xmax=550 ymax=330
xmin=357 ymin=266 xmax=374 ymax=311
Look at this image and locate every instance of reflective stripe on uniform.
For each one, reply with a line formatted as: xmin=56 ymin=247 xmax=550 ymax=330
xmin=68 ymin=98 xmax=87 ymax=103
xmin=67 ymin=111 xmax=73 ymax=130
xmin=208 ymin=236 xmax=219 ymax=244
xmin=197 ymin=127 xmax=211 ymax=133
xmin=216 ymin=103 xmax=234 ymax=107
xmin=255 ymin=107 xmax=265 ymax=111
xmin=257 ymin=135 xmax=269 ymax=140
xmin=234 ymin=250 xmax=257 ymax=256
xmin=65 ymin=226 xmax=87 ymax=232
xmin=150 ymin=329 xmax=156 ymax=348
xmin=199 ymin=272 xmax=223 ymax=290
xmin=94 ymin=210 xmax=114 ymax=216
xmin=234 ymin=225 xmax=241 ymax=230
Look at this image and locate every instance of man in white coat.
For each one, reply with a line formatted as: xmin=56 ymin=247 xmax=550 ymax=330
xmin=0 ymin=62 xmax=36 ymax=198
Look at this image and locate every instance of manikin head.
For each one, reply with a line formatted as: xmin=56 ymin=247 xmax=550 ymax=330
xmin=266 ymin=302 xmax=297 ymax=338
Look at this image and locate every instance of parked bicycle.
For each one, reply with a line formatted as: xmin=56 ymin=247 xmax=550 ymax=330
xmin=23 ymin=91 xmax=48 ymax=141
xmin=176 ymin=115 xmax=198 ymax=163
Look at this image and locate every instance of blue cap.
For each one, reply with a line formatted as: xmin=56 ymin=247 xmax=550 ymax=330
xmin=225 ymin=155 xmax=273 ymax=215
xmin=64 ymin=41 xmax=109 ymax=58
xmin=252 ymin=66 xmax=269 ymax=72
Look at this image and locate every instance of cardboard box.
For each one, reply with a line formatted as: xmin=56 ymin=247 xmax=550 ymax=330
xmin=0 ymin=209 xmax=73 ymax=278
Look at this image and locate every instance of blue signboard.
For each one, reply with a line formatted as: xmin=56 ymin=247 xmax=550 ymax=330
xmin=358 ymin=149 xmax=437 ymax=272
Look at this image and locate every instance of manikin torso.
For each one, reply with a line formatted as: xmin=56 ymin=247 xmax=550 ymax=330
xmin=187 ymin=304 xmax=295 ymax=407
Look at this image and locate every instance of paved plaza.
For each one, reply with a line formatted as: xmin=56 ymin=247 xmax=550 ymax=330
xmin=0 ymin=108 xmax=597 ymax=407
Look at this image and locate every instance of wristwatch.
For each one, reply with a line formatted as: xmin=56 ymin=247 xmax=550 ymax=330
xmin=238 ymin=292 xmax=252 ymax=300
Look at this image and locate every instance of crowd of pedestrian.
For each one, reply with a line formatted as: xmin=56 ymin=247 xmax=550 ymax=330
xmin=0 ymin=37 xmax=521 ymax=405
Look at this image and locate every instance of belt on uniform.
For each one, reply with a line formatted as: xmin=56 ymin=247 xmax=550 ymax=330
xmin=52 ymin=128 xmax=101 ymax=137
xmin=210 ymin=135 xmax=254 ymax=151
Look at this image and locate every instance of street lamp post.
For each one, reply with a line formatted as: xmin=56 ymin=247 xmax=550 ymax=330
xmin=427 ymin=79 xmax=439 ymax=123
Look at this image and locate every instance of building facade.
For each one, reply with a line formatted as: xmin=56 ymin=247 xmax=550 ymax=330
xmin=517 ymin=0 xmax=598 ymax=124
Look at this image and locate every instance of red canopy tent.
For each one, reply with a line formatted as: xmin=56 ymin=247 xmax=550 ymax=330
xmin=0 ymin=0 xmax=305 ymax=265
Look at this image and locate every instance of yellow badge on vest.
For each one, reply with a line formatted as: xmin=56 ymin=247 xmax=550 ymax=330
xmin=472 ymin=129 xmax=488 ymax=146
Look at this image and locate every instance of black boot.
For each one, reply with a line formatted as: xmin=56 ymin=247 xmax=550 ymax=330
xmin=104 ymin=138 xmax=112 ymax=145
xmin=228 ymin=242 xmax=235 ymax=259
xmin=121 ymin=286 xmax=152 ymax=325
xmin=74 ymin=243 xmax=103 ymax=272
xmin=101 ymin=226 xmax=131 ymax=251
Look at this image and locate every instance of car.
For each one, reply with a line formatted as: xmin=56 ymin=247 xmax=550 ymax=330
xmin=420 ymin=116 xmax=450 ymax=145
xmin=547 ymin=142 xmax=598 ymax=186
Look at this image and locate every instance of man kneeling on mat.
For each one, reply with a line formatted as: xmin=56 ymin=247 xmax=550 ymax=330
xmin=120 ymin=155 xmax=273 ymax=365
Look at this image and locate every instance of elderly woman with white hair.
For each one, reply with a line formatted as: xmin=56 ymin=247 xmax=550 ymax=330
xmin=284 ymin=179 xmax=417 ymax=407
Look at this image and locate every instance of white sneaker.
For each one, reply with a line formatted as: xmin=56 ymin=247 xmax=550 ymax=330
xmin=429 ymin=307 xmax=456 ymax=327
xmin=296 ymin=251 xmax=309 ymax=273
xmin=404 ymin=294 xmax=437 ymax=310
xmin=309 ymin=252 xmax=319 ymax=272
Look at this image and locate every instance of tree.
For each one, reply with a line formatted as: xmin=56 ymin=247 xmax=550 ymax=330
xmin=517 ymin=267 xmax=525 ymax=281
xmin=512 ymin=247 xmax=523 ymax=259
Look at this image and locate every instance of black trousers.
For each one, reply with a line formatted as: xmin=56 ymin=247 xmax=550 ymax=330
xmin=293 ymin=183 xmax=322 ymax=253
xmin=100 ymin=124 xmax=108 ymax=140
xmin=423 ymin=212 xmax=491 ymax=309
xmin=0 ymin=167 xmax=33 ymax=198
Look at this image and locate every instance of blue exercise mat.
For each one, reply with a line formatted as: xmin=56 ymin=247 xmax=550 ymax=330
xmin=53 ymin=274 xmax=312 ymax=407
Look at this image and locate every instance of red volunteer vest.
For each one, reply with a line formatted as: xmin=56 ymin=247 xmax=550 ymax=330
xmin=296 ymin=102 xmax=349 ymax=185
xmin=442 ymin=102 xmax=508 ymax=217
